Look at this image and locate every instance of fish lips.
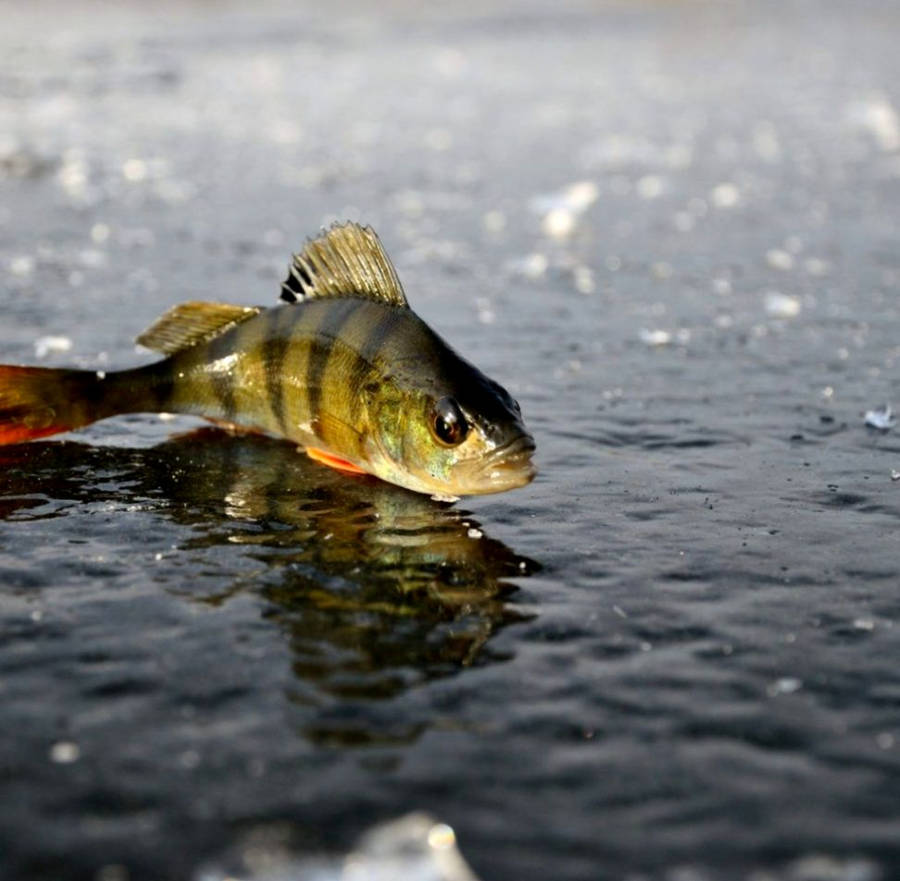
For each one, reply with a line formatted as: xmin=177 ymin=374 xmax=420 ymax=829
xmin=475 ymin=432 xmax=537 ymax=493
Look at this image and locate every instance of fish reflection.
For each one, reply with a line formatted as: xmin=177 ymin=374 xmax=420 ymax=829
xmin=0 ymin=430 xmax=539 ymax=743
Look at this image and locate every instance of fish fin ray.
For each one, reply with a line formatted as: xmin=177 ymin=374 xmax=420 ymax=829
xmin=306 ymin=446 xmax=368 ymax=475
xmin=136 ymin=302 xmax=261 ymax=355
xmin=280 ymin=222 xmax=408 ymax=308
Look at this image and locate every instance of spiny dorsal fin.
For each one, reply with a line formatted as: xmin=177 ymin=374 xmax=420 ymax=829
xmin=280 ymin=222 xmax=408 ymax=308
xmin=136 ymin=301 xmax=261 ymax=355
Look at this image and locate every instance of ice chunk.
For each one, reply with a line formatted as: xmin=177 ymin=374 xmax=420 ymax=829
xmin=638 ymin=328 xmax=672 ymax=346
xmin=195 ymin=813 xmax=482 ymax=881
xmin=766 ymin=248 xmax=794 ymax=270
xmin=34 ymin=335 xmax=72 ymax=358
xmin=864 ymin=405 xmax=895 ymax=430
xmin=49 ymin=741 xmax=80 ymax=763
xmin=855 ymin=94 xmax=900 ymax=152
xmin=710 ymin=182 xmax=740 ymax=208
xmin=767 ymin=677 xmax=802 ymax=696
xmin=10 ymin=255 xmax=35 ymax=276
xmin=764 ymin=291 xmax=801 ymax=318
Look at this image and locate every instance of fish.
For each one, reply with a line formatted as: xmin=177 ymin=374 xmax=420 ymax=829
xmin=0 ymin=223 xmax=536 ymax=497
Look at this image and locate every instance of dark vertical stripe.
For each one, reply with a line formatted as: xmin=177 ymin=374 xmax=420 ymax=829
xmin=346 ymin=308 xmax=400 ymax=411
xmin=263 ymin=307 xmax=291 ymax=433
xmin=306 ymin=299 xmax=366 ymax=441
xmin=206 ymin=331 xmax=237 ymax=421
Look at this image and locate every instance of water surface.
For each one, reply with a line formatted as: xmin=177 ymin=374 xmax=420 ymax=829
xmin=2 ymin=1 xmax=900 ymax=879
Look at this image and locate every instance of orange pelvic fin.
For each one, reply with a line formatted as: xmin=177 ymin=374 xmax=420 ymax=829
xmin=306 ymin=447 xmax=368 ymax=475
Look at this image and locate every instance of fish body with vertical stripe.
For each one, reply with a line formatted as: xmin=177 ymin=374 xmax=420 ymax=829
xmin=0 ymin=223 xmax=536 ymax=497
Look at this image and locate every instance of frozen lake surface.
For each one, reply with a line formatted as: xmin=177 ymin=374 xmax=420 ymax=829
xmin=1 ymin=1 xmax=900 ymax=879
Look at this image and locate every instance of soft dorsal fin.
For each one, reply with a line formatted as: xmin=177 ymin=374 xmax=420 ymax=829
xmin=280 ymin=222 xmax=408 ymax=308
xmin=136 ymin=301 xmax=261 ymax=355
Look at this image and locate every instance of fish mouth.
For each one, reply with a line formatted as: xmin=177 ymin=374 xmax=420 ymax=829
xmin=475 ymin=433 xmax=537 ymax=493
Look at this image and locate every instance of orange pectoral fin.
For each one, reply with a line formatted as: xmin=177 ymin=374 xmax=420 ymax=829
xmin=306 ymin=447 xmax=368 ymax=476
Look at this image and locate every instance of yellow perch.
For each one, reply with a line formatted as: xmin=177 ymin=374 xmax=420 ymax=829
xmin=0 ymin=223 xmax=536 ymax=496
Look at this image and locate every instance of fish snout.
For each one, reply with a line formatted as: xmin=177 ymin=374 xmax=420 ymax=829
xmin=478 ymin=432 xmax=537 ymax=492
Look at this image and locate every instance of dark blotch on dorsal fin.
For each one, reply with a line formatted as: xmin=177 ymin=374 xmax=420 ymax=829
xmin=136 ymin=301 xmax=261 ymax=355
xmin=279 ymin=222 xmax=408 ymax=308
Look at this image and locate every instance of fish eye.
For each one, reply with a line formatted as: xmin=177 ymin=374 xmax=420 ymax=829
xmin=430 ymin=396 xmax=468 ymax=447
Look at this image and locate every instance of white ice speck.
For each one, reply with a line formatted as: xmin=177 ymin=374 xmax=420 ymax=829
xmin=10 ymin=255 xmax=35 ymax=276
xmin=542 ymin=208 xmax=575 ymax=238
xmin=788 ymin=854 xmax=881 ymax=881
xmin=764 ymin=291 xmax=801 ymax=318
xmin=179 ymin=749 xmax=200 ymax=769
xmin=752 ymin=121 xmax=781 ymax=161
xmin=639 ymin=328 xmax=672 ymax=346
xmin=891 ymin=469 xmax=900 ymax=481
xmin=531 ymin=180 xmax=598 ymax=239
xmin=158 ymin=412 xmax=176 ymax=422
xmin=34 ymin=335 xmax=72 ymax=358
xmin=57 ymin=152 xmax=88 ymax=198
xmin=804 ymin=257 xmax=831 ymax=276
xmin=766 ymin=248 xmax=794 ymax=271
xmin=854 ymin=618 xmax=875 ymax=631
xmin=95 ymin=370 xmax=106 ymax=380
xmin=50 ymin=741 xmax=80 ymax=763
xmin=122 ymin=158 xmax=148 ymax=181
xmin=864 ymin=404 xmax=895 ymax=430
xmin=475 ymin=297 xmax=495 ymax=325
xmin=482 ymin=209 xmax=506 ymax=233
xmin=507 ymin=252 xmax=548 ymax=279
xmin=90 ymin=223 xmax=110 ymax=244
xmin=79 ymin=248 xmax=106 ymax=268
xmin=467 ymin=527 xmax=483 ymax=539
xmin=768 ymin=677 xmax=802 ymax=696
xmin=711 ymin=182 xmax=740 ymax=208
xmin=857 ymin=94 xmax=900 ymax=151
xmin=877 ymin=732 xmax=895 ymax=750
xmin=636 ymin=175 xmax=663 ymax=199
xmin=572 ymin=265 xmax=595 ymax=294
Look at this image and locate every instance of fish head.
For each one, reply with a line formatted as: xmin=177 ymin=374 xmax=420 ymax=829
xmin=364 ymin=362 xmax=536 ymax=497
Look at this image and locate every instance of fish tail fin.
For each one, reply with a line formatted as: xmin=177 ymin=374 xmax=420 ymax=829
xmin=0 ymin=365 xmax=112 ymax=445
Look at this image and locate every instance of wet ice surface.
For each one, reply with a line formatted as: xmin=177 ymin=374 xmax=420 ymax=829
xmin=2 ymin=1 xmax=900 ymax=879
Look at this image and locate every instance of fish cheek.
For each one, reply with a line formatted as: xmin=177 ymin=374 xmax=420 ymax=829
xmin=368 ymin=382 xmax=409 ymax=466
